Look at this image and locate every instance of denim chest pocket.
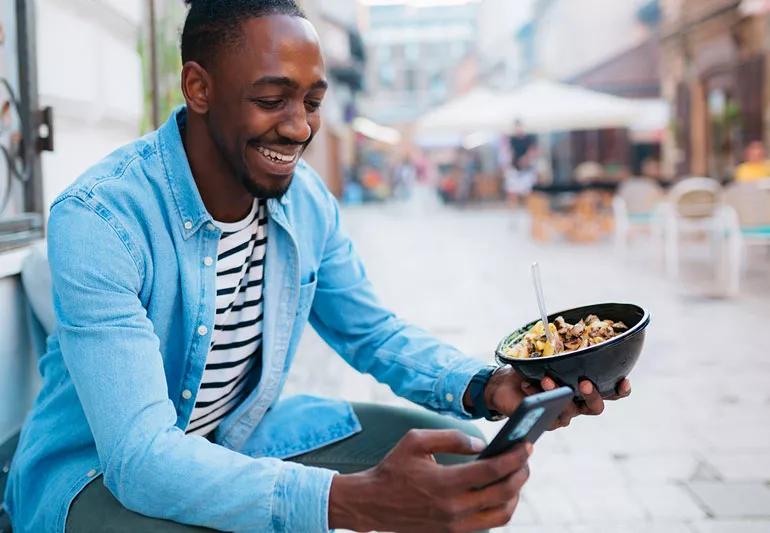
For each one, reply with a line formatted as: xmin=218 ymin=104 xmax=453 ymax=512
xmin=296 ymin=273 xmax=317 ymax=316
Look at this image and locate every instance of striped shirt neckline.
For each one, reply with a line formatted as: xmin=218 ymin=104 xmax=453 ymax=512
xmin=186 ymin=199 xmax=267 ymax=436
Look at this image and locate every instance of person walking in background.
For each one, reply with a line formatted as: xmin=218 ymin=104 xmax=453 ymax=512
xmin=735 ymin=140 xmax=770 ymax=182
xmin=505 ymin=120 xmax=539 ymax=206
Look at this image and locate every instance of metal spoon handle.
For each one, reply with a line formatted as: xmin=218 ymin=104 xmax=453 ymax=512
xmin=531 ymin=262 xmax=554 ymax=345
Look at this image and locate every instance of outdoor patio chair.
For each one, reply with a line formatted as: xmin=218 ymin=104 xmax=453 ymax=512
xmin=721 ymin=180 xmax=770 ymax=294
xmin=658 ymin=177 xmax=723 ymax=279
xmin=574 ymin=161 xmax=604 ymax=184
xmin=612 ymin=176 xmax=665 ymax=252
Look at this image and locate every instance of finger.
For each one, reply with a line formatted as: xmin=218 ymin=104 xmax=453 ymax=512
xmin=454 ymin=464 xmax=530 ymax=514
xmin=616 ymin=378 xmax=632 ymax=397
xmin=400 ymin=429 xmax=486 ymax=457
xmin=603 ymin=379 xmax=633 ymax=401
xmin=548 ymin=411 xmax=572 ymax=430
xmin=453 ymin=497 xmax=520 ymax=532
xmin=444 ymin=443 xmax=532 ymax=489
xmin=578 ymin=380 xmax=605 ymax=415
xmin=520 ymin=380 xmax=540 ymax=396
xmin=540 ymin=376 xmax=557 ymax=391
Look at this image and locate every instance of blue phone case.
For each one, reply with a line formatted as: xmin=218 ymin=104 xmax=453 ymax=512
xmin=477 ymin=386 xmax=573 ymax=460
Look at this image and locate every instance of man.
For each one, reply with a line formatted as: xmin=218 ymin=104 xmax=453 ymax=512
xmin=509 ymin=120 xmax=537 ymax=173
xmin=505 ymin=120 xmax=538 ymax=205
xmin=5 ymin=2 xmax=630 ymax=532
xmin=735 ymin=140 xmax=770 ymax=182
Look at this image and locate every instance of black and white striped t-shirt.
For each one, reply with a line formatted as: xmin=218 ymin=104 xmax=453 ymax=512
xmin=186 ymin=199 xmax=267 ymax=436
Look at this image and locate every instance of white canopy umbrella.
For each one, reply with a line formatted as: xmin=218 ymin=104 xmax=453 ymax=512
xmin=496 ymin=79 xmax=641 ymax=133
xmin=415 ymin=80 xmax=647 ymax=144
xmin=414 ymin=87 xmax=502 ymax=141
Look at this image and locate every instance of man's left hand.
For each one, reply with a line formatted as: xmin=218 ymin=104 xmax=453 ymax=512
xmin=483 ymin=365 xmax=632 ymax=430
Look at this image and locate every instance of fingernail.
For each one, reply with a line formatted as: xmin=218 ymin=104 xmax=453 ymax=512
xmin=470 ymin=437 xmax=486 ymax=452
xmin=525 ymin=442 xmax=534 ymax=456
xmin=580 ymin=381 xmax=593 ymax=394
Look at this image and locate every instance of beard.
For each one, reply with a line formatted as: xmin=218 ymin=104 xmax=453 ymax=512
xmin=239 ymin=171 xmax=294 ymax=199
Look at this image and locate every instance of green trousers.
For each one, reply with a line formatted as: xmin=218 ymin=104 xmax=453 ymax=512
xmin=66 ymin=403 xmax=485 ymax=532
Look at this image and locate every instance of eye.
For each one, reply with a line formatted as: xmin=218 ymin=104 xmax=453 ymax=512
xmin=251 ymin=98 xmax=283 ymax=110
xmin=305 ymin=100 xmax=322 ymax=112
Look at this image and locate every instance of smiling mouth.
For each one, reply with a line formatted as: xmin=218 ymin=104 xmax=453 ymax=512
xmin=254 ymin=145 xmax=299 ymax=165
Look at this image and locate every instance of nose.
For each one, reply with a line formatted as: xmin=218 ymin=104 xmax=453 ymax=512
xmin=276 ymin=102 xmax=312 ymax=144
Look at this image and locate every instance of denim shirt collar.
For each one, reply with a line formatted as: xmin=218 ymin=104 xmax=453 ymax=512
xmin=158 ymin=106 xmax=291 ymax=240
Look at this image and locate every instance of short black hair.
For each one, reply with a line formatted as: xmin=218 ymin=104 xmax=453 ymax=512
xmin=181 ymin=0 xmax=307 ymax=67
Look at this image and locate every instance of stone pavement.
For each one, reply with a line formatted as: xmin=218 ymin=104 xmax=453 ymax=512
xmin=283 ymin=190 xmax=770 ymax=532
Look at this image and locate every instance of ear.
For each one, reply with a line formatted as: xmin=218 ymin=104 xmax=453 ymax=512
xmin=181 ymin=61 xmax=212 ymax=114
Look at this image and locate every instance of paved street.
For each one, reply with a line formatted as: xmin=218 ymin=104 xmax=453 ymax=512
xmin=284 ymin=188 xmax=770 ymax=533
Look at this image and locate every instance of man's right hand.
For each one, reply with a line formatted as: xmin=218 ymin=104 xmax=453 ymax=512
xmin=328 ymin=428 xmax=532 ymax=533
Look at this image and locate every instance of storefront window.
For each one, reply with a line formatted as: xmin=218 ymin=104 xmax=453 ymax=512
xmin=0 ymin=1 xmax=47 ymax=252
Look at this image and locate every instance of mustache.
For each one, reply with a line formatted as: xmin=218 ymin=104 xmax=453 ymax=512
xmin=248 ymin=133 xmax=314 ymax=148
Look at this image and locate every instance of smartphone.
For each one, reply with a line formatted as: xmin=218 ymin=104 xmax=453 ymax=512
xmin=477 ymin=386 xmax=573 ymax=460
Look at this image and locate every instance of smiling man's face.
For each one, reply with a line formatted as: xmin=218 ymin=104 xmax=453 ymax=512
xmin=203 ymin=15 xmax=327 ymax=198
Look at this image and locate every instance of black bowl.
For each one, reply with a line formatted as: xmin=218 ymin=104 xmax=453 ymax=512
xmin=495 ymin=303 xmax=650 ymax=397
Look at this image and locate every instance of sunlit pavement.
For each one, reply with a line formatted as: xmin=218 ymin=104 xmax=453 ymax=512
xmin=285 ymin=186 xmax=770 ymax=532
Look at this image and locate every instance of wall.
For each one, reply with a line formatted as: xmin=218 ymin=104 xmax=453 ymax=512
xmin=35 ymin=0 xmax=143 ymax=212
xmin=532 ymin=0 xmax=650 ymax=81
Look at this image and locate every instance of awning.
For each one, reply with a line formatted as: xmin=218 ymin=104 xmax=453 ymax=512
xmin=414 ymin=80 xmax=669 ymax=145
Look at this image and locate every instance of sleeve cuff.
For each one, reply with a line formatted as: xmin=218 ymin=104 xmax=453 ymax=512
xmin=434 ymin=357 xmax=489 ymax=419
xmin=272 ymin=461 xmax=337 ymax=532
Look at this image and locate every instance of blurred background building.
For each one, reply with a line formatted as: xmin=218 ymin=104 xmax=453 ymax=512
xmin=357 ymin=0 xmax=481 ymax=125
xmin=660 ymin=0 xmax=770 ymax=179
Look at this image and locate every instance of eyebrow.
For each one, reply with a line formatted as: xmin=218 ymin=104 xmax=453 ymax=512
xmin=251 ymin=76 xmax=328 ymax=91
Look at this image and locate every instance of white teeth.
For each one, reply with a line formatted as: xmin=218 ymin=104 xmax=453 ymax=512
xmin=257 ymin=146 xmax=295 ymax=163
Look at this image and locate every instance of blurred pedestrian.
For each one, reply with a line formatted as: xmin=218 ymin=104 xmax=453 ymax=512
xmin=506 ymin=120 xmax=538 ymax=206
xmin=735 ymin=140 xmax=770 ymax=182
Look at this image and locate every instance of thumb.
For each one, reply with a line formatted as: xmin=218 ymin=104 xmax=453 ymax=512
xmin=399 ymin=429 xmax=487 ymax=457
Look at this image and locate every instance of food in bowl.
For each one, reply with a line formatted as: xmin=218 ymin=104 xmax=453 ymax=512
xmin=501 ymin=315 xmax=628 ymax=359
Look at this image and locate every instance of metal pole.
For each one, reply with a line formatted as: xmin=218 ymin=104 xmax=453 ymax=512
xmin=16 ymin=0 xmax=44 ymax=218
xmin=148 ymin=0 xmax=160 ymax=129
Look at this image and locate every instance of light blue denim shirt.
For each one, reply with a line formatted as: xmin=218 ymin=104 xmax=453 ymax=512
xmin=5 ymin=107 xmax=487 ymax=533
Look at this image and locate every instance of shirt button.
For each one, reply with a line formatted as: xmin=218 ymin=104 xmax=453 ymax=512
xmin=86 ymin=469 xmax=97 ymax=478
xmin=184 ymin=220 xmax=193 ymax=230
xmin=206 ymin=223 xmax=216 ymax=231
xmin=197 ymin=325 xmax=208 ymax=336
xmin=445 ymin=393 xmax=455 ymax=403
xmin=182 ymin=389 xmax=193 ymax=400
xmin=203 ymin=256 xmax=214 ymax=267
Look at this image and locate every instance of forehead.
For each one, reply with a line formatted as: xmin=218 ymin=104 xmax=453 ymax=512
xmin=224 ymin=15 xmax=325 ymax=86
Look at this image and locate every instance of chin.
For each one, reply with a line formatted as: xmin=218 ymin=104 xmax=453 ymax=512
xmin=242 ymin=173 xmax=294 ymax=199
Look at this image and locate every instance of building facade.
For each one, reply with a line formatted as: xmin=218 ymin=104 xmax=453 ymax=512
xmin=660 ymin=0 xmax=770 ymax=179
xmin=297 ymin=0 xmax=365 ymax=196
xmin=516 ymin=0 xmax=654 ymax=83
xmin=358 ymin=0 xmax=481 ymax=126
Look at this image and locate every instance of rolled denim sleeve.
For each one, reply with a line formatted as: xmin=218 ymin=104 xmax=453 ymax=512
xmin=273 ymin=462 xmax=336 ymax=532
xmin=48 ymin=196 xmax=334 ymax=533
xmin=308 ymin=184 xmax=488 ymax=419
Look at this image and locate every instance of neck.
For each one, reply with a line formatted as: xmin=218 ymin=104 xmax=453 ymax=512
xmin=183 ymin=112 xmax=254 ymax=222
